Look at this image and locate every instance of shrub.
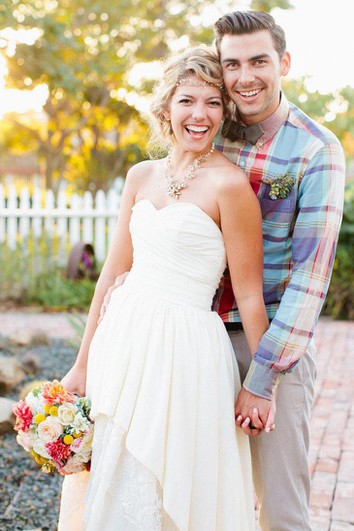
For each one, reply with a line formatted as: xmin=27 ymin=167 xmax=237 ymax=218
xmin=0 ymin=234 xmax=97 ymax=310
xmin=322 ymin=180 xmax=354 ymax=320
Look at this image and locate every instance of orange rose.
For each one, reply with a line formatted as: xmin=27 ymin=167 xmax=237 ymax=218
xmin=42 ymin=380 xmax=75 ymax=406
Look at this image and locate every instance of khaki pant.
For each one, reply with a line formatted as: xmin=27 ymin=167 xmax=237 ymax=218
xmin=229 ymin=331 xmax=316 ymax=531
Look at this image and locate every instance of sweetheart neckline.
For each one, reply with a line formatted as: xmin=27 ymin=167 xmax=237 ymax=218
xmin=132 ymin=199 xmax=223 ymax=237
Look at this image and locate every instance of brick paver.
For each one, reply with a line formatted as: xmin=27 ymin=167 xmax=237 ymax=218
xmin=1 ymin=313 xmax=353 ymax=529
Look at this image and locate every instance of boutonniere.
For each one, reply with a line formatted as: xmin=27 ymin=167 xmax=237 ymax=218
xmin=259 ymin=174 xmax=296 ymax=200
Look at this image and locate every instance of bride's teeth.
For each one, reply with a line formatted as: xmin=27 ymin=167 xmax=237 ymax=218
xmin=187 ymin=126 xmax=208 ymax=132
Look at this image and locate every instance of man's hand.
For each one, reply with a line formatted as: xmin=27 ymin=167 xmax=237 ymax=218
xmin=98 ymin=272 xmax=129 ymax=324
xmin=235 ymin=388 xmax=276 ymax=436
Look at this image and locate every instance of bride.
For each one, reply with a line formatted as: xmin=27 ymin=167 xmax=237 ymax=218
xmin=58 ymin=45 xmax=273 ymax=530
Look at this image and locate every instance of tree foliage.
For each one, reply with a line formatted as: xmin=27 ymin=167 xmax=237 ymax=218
xmin=249 ymin=0 xmax=293 ymax=12
xmin=282 ymin=78 xmax=354 ymax=163
xmin=8 ymin=0 xmax=354 ymax=194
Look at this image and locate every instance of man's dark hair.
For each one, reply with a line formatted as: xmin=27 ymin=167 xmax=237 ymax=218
xmin=214 ymin=10 xmax=286 ymax=60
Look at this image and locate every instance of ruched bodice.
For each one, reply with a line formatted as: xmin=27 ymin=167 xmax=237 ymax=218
xmin=125 ymin=199 xmax=226 ymax=311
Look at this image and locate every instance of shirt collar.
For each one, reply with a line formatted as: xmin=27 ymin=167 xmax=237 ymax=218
xmin=235 ymin=92 xmax=290 ymax=147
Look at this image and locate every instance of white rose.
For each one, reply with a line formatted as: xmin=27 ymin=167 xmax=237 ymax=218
xmin=72 ymin=412 xmax=91 ymax=433
xmin=25 ymin=391 xmax=45 ymax=415
xmin=32 ymin=438 xmax=51 ymax=459
xmin=71 ymin=429 xmax=93 ymax=459
xmin=16 ymin=431 xmax=33 ymax=452
xmin=73 ymin=448 xmax=91 ymax=464
xmin=57 ymin=403 xmax=77 ymax=425
xmin=37 ymin=417 xmax=63 ymax=442
xmin=77 ymin=430 xmax=93 ymax=461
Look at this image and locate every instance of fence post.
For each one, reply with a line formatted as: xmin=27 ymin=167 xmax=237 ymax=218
xmin=19 ymin=187 xmax=31 ymax=241
xmin=95 ymin=190 xmax=106 ymax=263
xmin=45 ymin=189 xmax=55 ymax=235
xmin=0 ymin=184 xmax=5 ymax=244
xmin=69 ymin=193 xmax=81 ymax=247
xmin=32 ymin=188 xmax=42 ymax=239
xmin=83 ymin=191 xmax=93 ymax=244
xmin=7 ymin=185 xmax=17 ymax=250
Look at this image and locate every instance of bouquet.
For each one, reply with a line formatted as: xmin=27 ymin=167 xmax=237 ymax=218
xmin=13 ymin=380 xmax=93 ymax=475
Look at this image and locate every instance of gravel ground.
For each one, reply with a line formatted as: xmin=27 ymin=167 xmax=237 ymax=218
xmin=0 ymin=340 xmax=77 ymax=531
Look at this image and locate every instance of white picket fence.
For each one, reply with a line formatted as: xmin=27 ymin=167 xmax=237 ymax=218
xmin=0 ymin=183 xmax=123 ymax=263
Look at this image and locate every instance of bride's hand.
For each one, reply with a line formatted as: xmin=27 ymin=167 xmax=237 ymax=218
xmin=61 ymin=362 xmax=87 ymax=397
xmin=98 ymin=272 xmax=129 ymax=324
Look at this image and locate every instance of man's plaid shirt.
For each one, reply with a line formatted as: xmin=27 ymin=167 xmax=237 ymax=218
xmin=213 ymin=94 xmax=345 ymax=399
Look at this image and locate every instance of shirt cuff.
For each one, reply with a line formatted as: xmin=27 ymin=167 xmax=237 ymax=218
xmin=242 ymin=359 xmax=282 ymax=400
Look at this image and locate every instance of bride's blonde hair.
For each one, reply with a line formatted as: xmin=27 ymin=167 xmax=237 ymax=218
xmin=149 ymin=46 xmax=228 ymax=155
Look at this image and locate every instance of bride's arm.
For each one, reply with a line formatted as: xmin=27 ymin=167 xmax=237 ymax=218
xmin=218 ymin=168 xmax=274 ymax=433
xmin=61 ymin=170 xmax=139 ymax=395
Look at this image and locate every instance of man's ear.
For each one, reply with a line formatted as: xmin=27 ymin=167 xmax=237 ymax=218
xmin=280 ymin=51 xmax=291 ymax=76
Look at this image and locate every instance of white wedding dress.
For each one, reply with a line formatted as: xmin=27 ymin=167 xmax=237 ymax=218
xmin=58 ymin=199 xmax=255 ymax=531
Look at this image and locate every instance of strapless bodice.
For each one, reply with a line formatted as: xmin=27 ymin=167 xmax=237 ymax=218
xmin=123 ymin=199 xmax=226 ymax=311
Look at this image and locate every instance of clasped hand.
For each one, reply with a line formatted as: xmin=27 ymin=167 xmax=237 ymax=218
xmin=235 ymin=388 xmax=276 ymax=437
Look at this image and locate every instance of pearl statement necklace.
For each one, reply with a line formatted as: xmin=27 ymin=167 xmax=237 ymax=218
xmin=165 ymin=144 xmax=215 ymax=199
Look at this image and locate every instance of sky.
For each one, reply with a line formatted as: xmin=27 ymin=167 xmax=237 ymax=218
xmin=0 ymin=0 xmax=353 ymax=117
xmin=271 ymin=0 xmax=354 ymax=93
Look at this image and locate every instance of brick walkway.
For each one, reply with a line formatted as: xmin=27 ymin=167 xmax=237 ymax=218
xmin=308 ymin=319 xmax=354 ymax=530
xmin=1 ymin=312 xmax=353 ymax=530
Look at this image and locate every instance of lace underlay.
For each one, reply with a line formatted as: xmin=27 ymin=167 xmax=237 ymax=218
xmin=109 ymin=448 xmax=163 ymax=530
xmin=59 ymin=418 xmax=178 ymax=530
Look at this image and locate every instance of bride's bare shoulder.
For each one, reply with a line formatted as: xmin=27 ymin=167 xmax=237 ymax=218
xmin=213 ymin=152 xmax=249 ymax=193
xmin=124 ymin=158 xmax=165 ymax=189
xmin=127 ymin=158 xmax=163 ymax=179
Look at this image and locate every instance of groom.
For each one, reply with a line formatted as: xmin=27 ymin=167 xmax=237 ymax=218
xmin=212 ymin=10 xmax=345 ymax=530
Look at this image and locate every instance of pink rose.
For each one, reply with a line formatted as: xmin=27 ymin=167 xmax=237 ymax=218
xmin=60 ymin=455 xmax=86 ymax=474
xmin=70 ymin=437 xmax=84 ymax=453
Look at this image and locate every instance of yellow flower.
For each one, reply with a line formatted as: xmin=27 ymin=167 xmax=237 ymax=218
xmin=63 ymin=434 xmax=74 ymax=445
xmin=44 ymin=404 xmax=52 ymax=414
xmin=41 ymin=462 xmax=56 ymax=474
xmin=73 ymin=430 xmax=82 ymax=438
xmin=34 ymin=413 xmax=46 ymax=424
xmin=49 ymin=406 xmax=58 ymax=416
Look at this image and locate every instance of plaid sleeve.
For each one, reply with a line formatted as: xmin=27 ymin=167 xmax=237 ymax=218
xmin=243 ymin=140 xmax=346 ymax=399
